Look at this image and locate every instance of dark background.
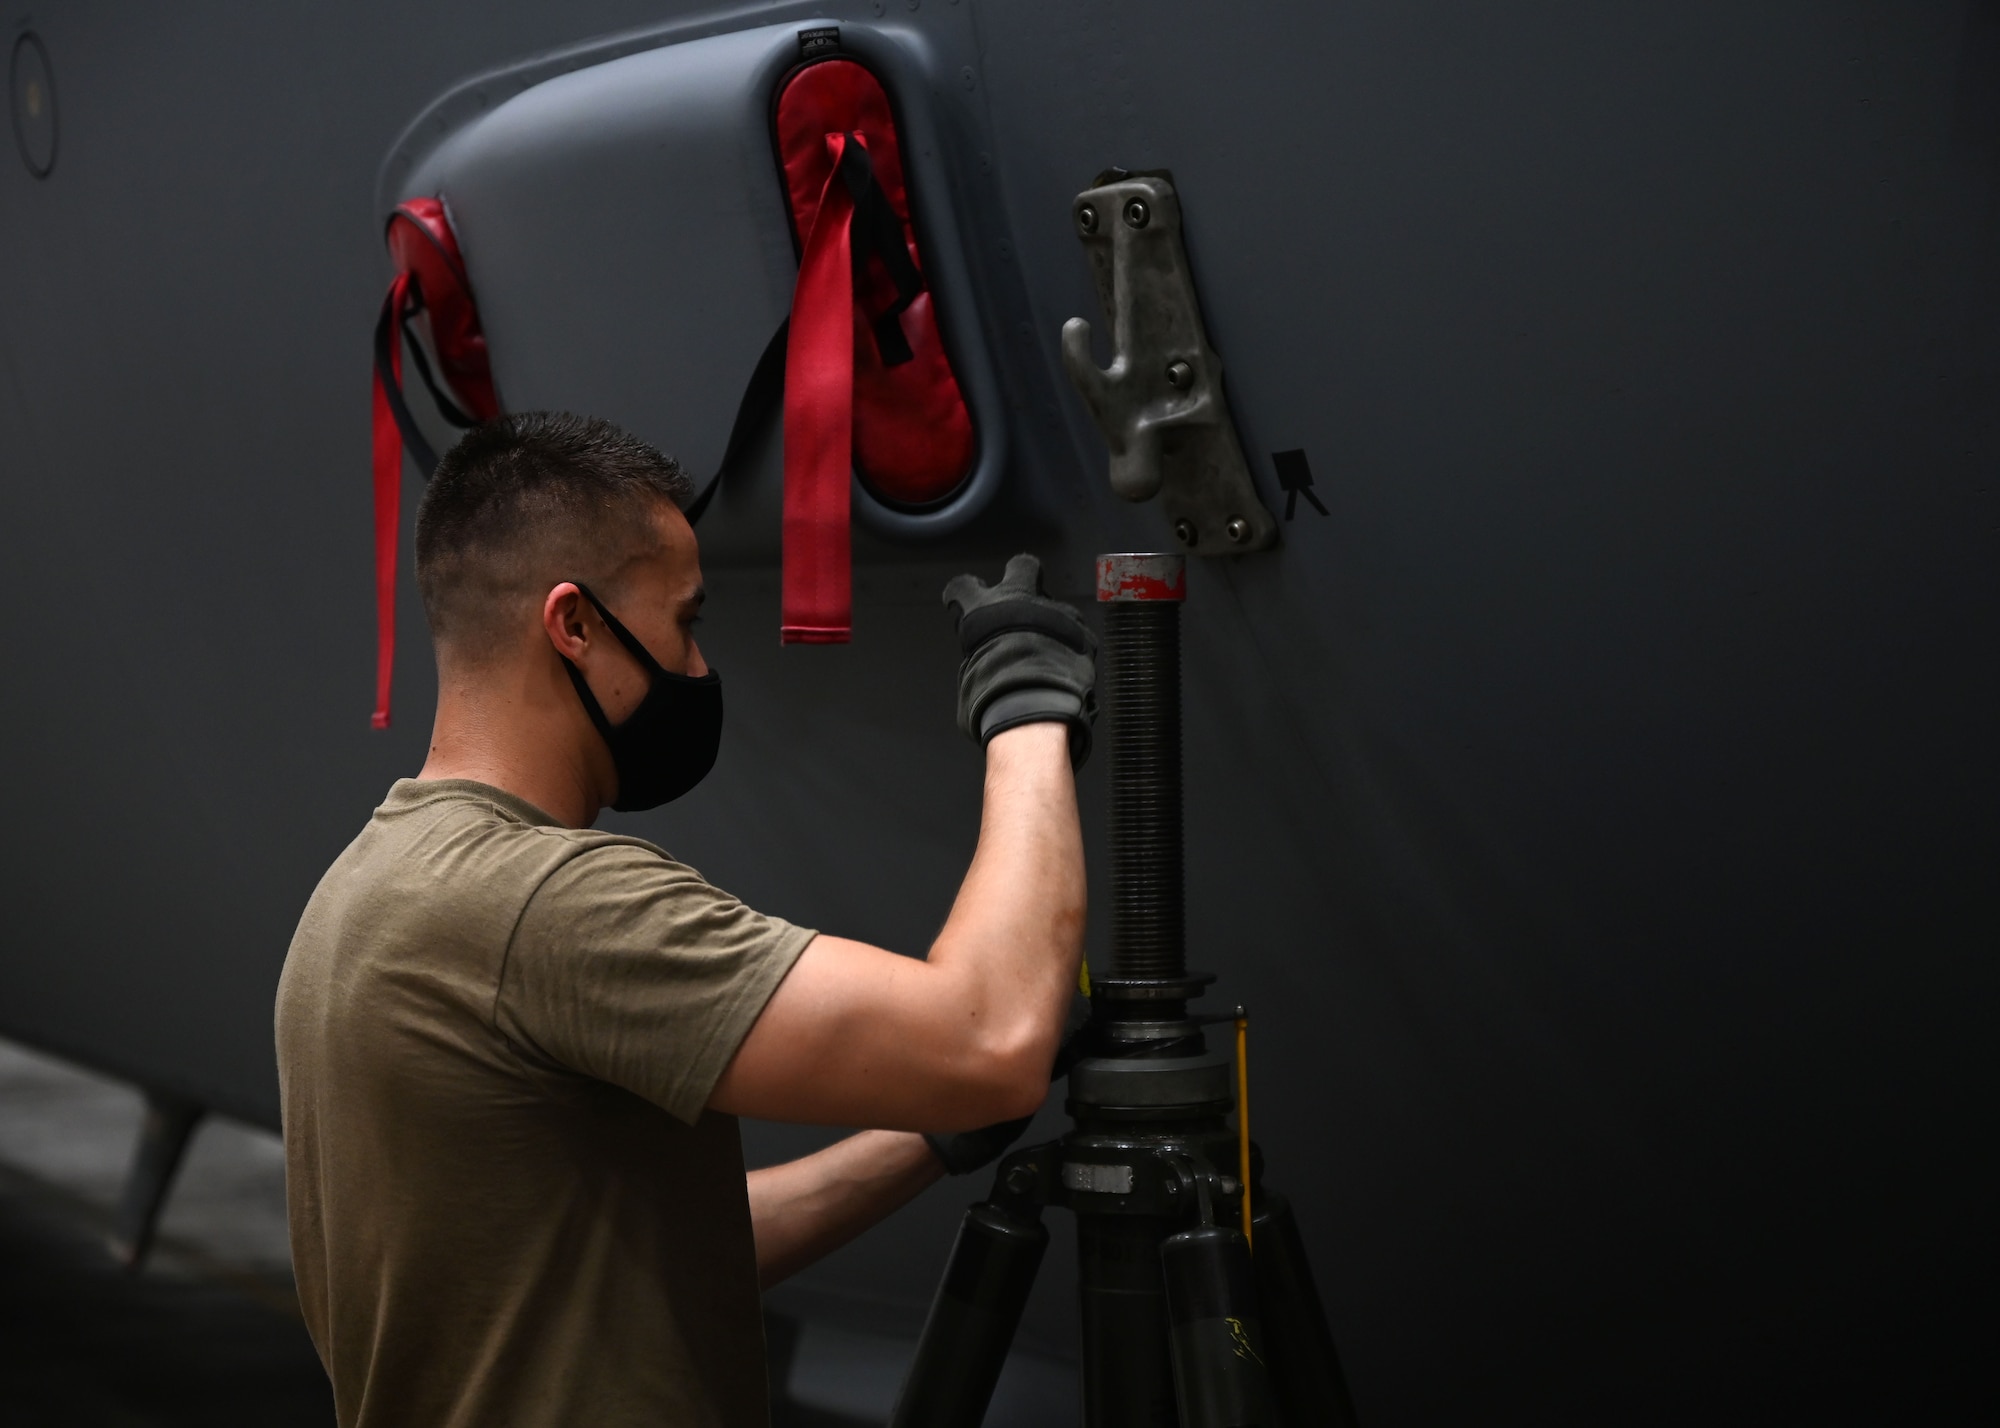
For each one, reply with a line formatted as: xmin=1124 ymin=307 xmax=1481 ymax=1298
xmin=1 ymin=1 xmax=1993 ymax=1422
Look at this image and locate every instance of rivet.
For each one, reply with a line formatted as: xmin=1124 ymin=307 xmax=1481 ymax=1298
xmin=1175 ymin=518 xmax=1199 ymax=547
xmin=1123 ymin=197 xmax=1150 ymax=228
xmin=1226 ymin=516 xmax=1252 ymax=543
xmin=1165 ymin=359 xmax=1193 ymax=390
xmin=1077 ymin=204 xmax=1098 ymax=234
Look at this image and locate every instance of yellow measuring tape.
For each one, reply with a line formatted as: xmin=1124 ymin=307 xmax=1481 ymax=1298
xmin=1236 ymin=1009 xmax=1253 ymax=1250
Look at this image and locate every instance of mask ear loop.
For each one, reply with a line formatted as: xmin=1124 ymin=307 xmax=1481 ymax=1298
xmin=560 ymin=660 xmax=618 ymax=741
xmin=560 ymin=581 xmax=716 ymax=738
xmin=558 ymin=582 xmax=663 ymax=741
xmin=571 ymin=582 xmax=669 ymax=677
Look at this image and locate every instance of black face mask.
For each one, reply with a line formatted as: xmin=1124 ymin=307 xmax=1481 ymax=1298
xmin=561 ymin=583 xmax=722 ymax=812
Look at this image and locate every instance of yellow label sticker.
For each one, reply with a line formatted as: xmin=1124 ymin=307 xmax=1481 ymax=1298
xmin=1225 ymin=1317 xmax=1264 ymax=1365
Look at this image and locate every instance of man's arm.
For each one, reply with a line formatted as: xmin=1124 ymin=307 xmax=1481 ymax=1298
xmin=710 ymin=721 xmax=1084 ymax=1132
xmin=747 ymin=1131 xmax=945 ymax=1289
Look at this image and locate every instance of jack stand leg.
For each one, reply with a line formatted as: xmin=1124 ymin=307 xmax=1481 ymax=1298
xmin=1252 ymin=1190 xmax=1359 ymax=1427
xmin=1078 ymin=1213 xmax=1182 ymax=1428
xmin=1162 ymin=1223 xmax=1278 ymax=1428
xmin=889 ymin=1165 xmax=1050 ymax=1428
xmin=112 ymin=1089 xmax=203 ymax=1269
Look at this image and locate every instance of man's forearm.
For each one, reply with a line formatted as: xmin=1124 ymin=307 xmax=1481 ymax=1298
xmin=748 ymin=1131 xmax=944 ymax=1289
xmin=926 ymin=723 xmax=1087 ymax=1090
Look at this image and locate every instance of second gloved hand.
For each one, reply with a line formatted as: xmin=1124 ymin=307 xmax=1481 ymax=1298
xmin=924 ymin=1114 xmax=1034 ymax=1177
xmin=942 ymin=554 xmax=1098 ymax=766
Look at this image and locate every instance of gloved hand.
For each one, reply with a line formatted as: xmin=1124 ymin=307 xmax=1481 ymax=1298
xmin=924 ymin=1114 xmax=1035 ymax=1177
xmin=942 ymin=554 xmax=1098 ymax=766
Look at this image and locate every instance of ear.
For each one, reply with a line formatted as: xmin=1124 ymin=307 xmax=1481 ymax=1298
xmin=542 ymin=583 xmax=592 ymax=662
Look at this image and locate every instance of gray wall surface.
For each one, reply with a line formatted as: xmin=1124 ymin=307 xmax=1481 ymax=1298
xmin=1 ymin=1 xmax=1993 ymax=1421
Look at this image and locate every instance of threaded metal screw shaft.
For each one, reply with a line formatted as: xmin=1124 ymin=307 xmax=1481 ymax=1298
xmin=1104 ymin=598 xmax=1185 ymax=980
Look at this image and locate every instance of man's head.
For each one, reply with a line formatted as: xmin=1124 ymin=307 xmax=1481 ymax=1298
xmin=417 ymin=411 xmax=699 ymax=667
xmin=414 ymin=412 xmax=710 ymax=822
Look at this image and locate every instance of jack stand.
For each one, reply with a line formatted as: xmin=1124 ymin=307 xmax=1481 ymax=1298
xmin=111 ymin=1089 xmax=203 ymax=1269
xmin=891 ymin=555 xmax=1356 ymax=1428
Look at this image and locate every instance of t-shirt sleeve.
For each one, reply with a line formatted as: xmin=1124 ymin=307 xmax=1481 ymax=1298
xmin=495 ymin=837 xmax=815 ymax=1122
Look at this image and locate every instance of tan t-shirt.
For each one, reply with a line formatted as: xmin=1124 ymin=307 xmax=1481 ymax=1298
xmin=275 ymin=778 xmax=814 ymax=1428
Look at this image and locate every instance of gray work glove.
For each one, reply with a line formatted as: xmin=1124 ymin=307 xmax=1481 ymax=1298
xmin=924 ymin=1115 xmax=1035 ymax=1177
xmin=942 ymin=554 xmax=1098 ymax=767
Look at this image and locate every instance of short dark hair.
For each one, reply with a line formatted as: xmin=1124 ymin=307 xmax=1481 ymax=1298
xmin=415 ymin=411 xmax=692 ymax=660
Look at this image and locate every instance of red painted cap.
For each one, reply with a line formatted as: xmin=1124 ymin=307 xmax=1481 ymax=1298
xmin=1096 ymin=552 xmax=1187 ymax=602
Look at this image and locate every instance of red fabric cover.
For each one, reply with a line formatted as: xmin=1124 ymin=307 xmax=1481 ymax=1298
xmin=370 ymin=198 xmax=500 ymax=728
xmin=774 ymin=58 xmax=976 ymax=643
xmin=776 ymin=59 xmax=975 ymax=503
xmin=385 ymin=199 xmax=500 ymax=421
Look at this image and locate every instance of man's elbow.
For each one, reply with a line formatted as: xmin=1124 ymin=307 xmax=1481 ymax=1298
xmin=984 ymin=1068 xmax=1050 ymax=1125
xmin=962 ymin=1029 xmax=1053 ymax=1125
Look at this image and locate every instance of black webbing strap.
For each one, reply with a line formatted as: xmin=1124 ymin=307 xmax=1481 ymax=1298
xmin=379 ymin=277 xmax=788 ymax=521
xmin=400 ymin=312 xmax=478 ymax=430
xmin=836 ymin=137 xmax=924 ymax=368
xmin=684 ymin=139 xmax=917 ymax=526
xmin=374 ymin=283 xmax=438 ymax=475
xmin=373 ymin=280 xmax=480 ymax=479
xmin=684 ymin=317 xmax=791 ymax=525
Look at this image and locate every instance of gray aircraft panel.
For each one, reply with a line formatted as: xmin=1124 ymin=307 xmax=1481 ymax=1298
xmin=1 ymin=0 xmax=1993 ymax=1420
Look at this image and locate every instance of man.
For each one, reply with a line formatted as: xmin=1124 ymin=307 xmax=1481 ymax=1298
xmin=276 ymin=411 xmax=1096 ymax=1426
